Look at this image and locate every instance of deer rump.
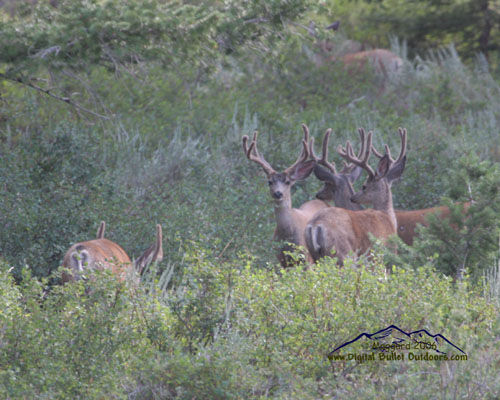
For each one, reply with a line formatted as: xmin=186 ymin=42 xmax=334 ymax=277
xmin=305 ymin=207 xmax=394 ymax=263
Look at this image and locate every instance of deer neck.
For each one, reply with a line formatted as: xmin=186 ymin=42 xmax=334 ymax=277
xmin=336 ymin=177 xmax=363 ymax=211
xmin=274 ymin=199 xmax=300 ymax=243
xmin=374 ymin=190 xmax=397 ymax=231
xmin=336 ymin=195 xmax=363 ymax=211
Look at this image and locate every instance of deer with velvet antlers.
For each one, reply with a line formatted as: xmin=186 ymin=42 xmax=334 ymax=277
xmin=305 ymin=128 xmax=407 ymax=264
xmin=242 ymin=124 xmax=330 ymax=266
xmin=62 ymin=222 xmax=163 ymax=282
xmin=310 ymin=126 xmax=365 ymax=208
xmin=368 ymin=138 xmax=471 ymax=245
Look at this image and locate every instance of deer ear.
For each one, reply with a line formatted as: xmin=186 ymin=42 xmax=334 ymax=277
xmin=386 ymin=155 xmax=406 ymax=182
xmin=375 ymin=154 xmax=391 ymax=180
xmin=290 ymin=160 xmax=315 ymax=181
xmin=134 ymin=225 xmax=163 ymax=275
xmin=96 ymin=221 xmax=105 ymax=239
xmin=313 ymin=163 xmax=336 ymax=183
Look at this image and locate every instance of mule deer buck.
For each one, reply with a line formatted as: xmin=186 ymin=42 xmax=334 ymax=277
xmin=242 ymin=124 xmax=330 ymax=266
xmin=311 ymin=127 xmax=365 ymax=209
xmin=370 ymin=137 xmax=471 ymax=245
xmin=305 ymin=128 xmax=407 ymax=264
xmin=62 ymin=223 xmax=163 ymax=282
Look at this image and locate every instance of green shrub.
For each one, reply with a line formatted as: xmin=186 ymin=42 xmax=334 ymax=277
xmin=0 ymin=265 xmax=151 ymax=399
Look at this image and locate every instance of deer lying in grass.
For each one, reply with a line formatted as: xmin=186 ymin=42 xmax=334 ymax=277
xmin=305 ymin=128 xmax=407 ymax=264
xmin=62 ymin=222 xmax=163 ymax=282
xmin=339 ymin=49 xmax=403 ymax=77
xmin=242 ymin=124 xmax=330 ymax=266
xmin=314 ymin=39 xmax=403 ymax=79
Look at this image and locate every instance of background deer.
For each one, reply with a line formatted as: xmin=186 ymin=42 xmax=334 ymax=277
xmin=314 ymin=41 xmax=403 ymax=77
xmin=62 ymin=223 xmax=163 ymax=282
xmin=242 ymin=124 xmax=330 ymax=266
xmin=339 ymin=49 xmax=403 ymax=77
xmin=310 ymin=20 xmax=403 ymax=78
xmin=370 ymin=135 xmax=471 ymax=245
xmin=305 ymin=128 xmax=407 ymax=264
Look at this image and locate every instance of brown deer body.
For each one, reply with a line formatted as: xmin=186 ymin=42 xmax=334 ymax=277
xmin=62 ymin=223 xmax=163 ymax=282
xmin=306 ymin=128 xmax=407 ymax=264
xmin=315 ymin=43 xmax=403 ymax=78
xmin=242 ymin=124 xmax=330 ymax=266
xmin=311 ymin=20 xmax=402 ymax=79
xmin=395 ymin=203 xmax=471 ymax=245
xmin=316 ymin=166 xmax=471 ymax=246
xmin=339 ymin=49 xmax=403 ymax=77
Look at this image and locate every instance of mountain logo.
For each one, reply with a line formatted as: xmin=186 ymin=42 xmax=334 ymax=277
xmin=328 ymin=324 xmax=466 ymax=359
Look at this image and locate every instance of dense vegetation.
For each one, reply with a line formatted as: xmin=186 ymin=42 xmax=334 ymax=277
xmin=0 ymin=0 xmax=499 ymax=398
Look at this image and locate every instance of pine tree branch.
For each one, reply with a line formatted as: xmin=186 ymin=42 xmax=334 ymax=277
xmin=0 ymin=73 xmax=111 ymax=120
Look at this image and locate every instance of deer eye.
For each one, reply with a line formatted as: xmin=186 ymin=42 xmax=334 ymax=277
xmin=285 ymin=180 xmax=291 ymax=185
xmin=268 ymin=180 xmax=272 ymax=186
xmin=362 ymin=185 xmax=367 ymax=190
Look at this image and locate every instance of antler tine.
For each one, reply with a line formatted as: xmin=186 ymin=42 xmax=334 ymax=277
xmin=340 ymin=127 xmax=367 ymax=173
xmin=395 ymin=127 xmax=407 ymax=164
xmin=356 ymin=127 xmax=366 ymax=159
xmin=242 ymin=131 xmax=276 ymax=175
xmin=371 ymin=143 xmax=390 ymax=159
xmin=308 ymin=128 xmax=338 ymax=174
xmin=301 ymin=123 xmax=310 ymax=145
xmin=309 ymin=136 xmax=318 ymax=161
xmin=338 ymin=129 xmax=375 ymax=178
xmin=320 ymin=128 xmax=337 ymax=174
xmin=284 ymin=124 xmax=311 ymax=174
xmin=370 ymin=127 xmax=407 ymax=165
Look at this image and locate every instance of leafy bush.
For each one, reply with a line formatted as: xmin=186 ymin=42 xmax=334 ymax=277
xmin=0 ymin=265 xmax=150 ymax=398
xmin=384 ymin=153 xmax=500 ymax=280
xmin=2 ymin=249 xmax=499 ymax=398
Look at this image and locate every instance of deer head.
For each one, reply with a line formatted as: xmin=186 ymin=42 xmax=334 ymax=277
xmin=338 ymin=128 xmax=407 ymax=213
xmin=310 ymin=128 xmax=364 ymax=209
xmin=242 ymin=124 xmax=315 ymax=207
